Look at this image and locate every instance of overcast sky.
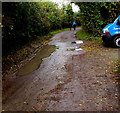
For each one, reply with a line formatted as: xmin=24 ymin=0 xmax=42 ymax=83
xmin=50 ymin=0 xmax=80 ymax=12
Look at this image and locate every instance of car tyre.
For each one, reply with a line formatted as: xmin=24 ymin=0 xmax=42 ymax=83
xmin=114 ymin=36 xmax=120 ymax=47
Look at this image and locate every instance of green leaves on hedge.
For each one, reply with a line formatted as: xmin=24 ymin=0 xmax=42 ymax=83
xmin=76 ymin=2 xmax=120 ymax=36
xmin=2 ymin=2 xmax=78 ymax=56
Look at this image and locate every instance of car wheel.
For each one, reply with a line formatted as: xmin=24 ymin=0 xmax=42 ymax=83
xmin=114 ymin=36 xmax=120 ymax=47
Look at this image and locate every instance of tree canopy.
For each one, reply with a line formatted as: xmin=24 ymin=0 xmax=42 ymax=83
xmin=76 ymin=2 xmax=120 ymax=36
xmin=2 ymin=2 xmax=80 ymax=56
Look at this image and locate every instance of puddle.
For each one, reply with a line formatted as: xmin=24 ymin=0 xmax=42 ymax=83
xmin=75 ymin=48 xmax=83 ymax=51
xmin=17 ymin=45 xmax=56 ymax=76
xmin=67 ymin=48 xmax=83 ymax=51
xmin=67 ymin=49 xmax=75 ymax=51
xmin=75 ymin=40 xmax=83 ymax=44
xmin=67 ymin=46 xmax=83 ymax=51
xmin=72 ymin=40 xmax=83 ymax=44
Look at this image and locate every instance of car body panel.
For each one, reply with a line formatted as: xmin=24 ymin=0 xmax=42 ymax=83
xmin=102 ymin=15 xmax=120 ymax=45
xmin=102 ymin=15 xmax=120 ymax=36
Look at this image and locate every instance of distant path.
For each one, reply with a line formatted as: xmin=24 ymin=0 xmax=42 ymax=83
xmin=3 ymin=28 xmax=120 ymax=111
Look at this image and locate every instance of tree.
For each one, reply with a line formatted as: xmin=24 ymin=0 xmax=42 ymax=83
xmin=2 ymin=2 xmax=77 ymax=56
xmin=75 ymin=2 xmax=120 ymax=36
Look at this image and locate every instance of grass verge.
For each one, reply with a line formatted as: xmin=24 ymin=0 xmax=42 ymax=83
xmin=34 ymin=28 xmax=70 ymax=44
xmin=50 ymin=28 xmax=69 ymax=35
xmin=76 ymin=29 xmax=102 ymax=43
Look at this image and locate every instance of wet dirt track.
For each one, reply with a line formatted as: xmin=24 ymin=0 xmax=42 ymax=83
xmin=3 ymin=28 xmax=120 ymax=111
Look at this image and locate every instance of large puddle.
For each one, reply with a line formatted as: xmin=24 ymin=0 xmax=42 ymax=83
xmin=17 ymin=45 xmax=56 ymax=76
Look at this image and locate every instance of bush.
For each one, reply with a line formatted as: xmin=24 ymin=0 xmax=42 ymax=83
xmin=76 ymin=2 xmax=120 ymax=36
xmin=2 ymin=2 xmax=72 ymax=56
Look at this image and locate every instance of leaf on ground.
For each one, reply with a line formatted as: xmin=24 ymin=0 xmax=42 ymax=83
xmin=105 ymin=70 xmax=108 ymax=72
xmin=79 ymin=104 xmax=83 ymax=106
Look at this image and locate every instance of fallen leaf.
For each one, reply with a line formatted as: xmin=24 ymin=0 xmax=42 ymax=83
xmin=106 ymin=70 xmax=108 ymax=72
xmin=79 ymin=104 xmax=83 ymax=106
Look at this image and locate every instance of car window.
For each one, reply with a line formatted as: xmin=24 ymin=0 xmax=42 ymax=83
xmin=113 ymin=17 xmax=119 ymax=23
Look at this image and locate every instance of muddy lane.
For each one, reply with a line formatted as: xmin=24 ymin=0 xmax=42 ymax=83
xmin=3 ymin=28 xmax=120 ymax=111
xmin=3 ymin=28 xmax=84 ymax=111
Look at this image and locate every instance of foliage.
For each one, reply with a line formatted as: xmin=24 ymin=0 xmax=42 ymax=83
xmin=60 ymin=4 xmax=81 ymax=28
xmin=49 ymin=28 xmax=69 ymax=35
xmin=2 ymin=2 xmax=76 ymax=56
xmin=73 ymin=12 xmax=81 ymax=26
xmin=60 ymin=4 xmax=73 ymax=28
xmin=66 ymin=4 xmax=74 ymax=23
xmin=75 ymin=2 xmax=120 ymax=36
xmin=76 ymin=29 xmax=102 ymax=42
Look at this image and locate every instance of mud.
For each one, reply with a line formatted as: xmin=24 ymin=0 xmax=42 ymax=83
xmin=3 ymin=28 xmax=120 ymax=111
xmin=17 ymin=45 xmax=56 ymax=76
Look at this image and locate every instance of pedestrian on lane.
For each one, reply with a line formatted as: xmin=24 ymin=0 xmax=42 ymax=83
xmin=72 ymin=21 xmax=77 ymax=30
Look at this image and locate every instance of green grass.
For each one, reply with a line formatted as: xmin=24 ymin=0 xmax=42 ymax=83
xmin=50 ymin=28 xmax=69 ymax=35
xmin=35 ymin=28 xmax=70 ymax=44
xmin=76 ymin=29 xmax=102 ymax=42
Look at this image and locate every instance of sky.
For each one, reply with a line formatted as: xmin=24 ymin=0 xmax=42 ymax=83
xmin=72 ymin=3 xmax=80 ymax=12
xmin=49 ymin=0 xmax=80 ymax=12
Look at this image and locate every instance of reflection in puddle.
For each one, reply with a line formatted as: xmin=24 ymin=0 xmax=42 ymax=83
xmin=75 ymin=40 xmax=83 ymax=44
xmin=72 ymin=40 xmax=83 ymax=44
xmin=67 ymin=48 xmax=83 ymax=51
xmin=17 ymin=45 xmax=56 ymax=76
xmin=67 ymin=49 xmax=75 ymax=51
xmin=75 ymin=48 xmax=83 ymax=51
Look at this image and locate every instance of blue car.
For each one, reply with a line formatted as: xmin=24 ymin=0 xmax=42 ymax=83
xmin=102 ymin=15 xmax=120 ymax=47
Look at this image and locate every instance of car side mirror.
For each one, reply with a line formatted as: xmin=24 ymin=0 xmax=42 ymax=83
xmin=117 ymin=19 xmax=120 ymax=25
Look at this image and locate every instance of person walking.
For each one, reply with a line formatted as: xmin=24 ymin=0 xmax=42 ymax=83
xmin=72 ymin=21 xmax=77 ymax=30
